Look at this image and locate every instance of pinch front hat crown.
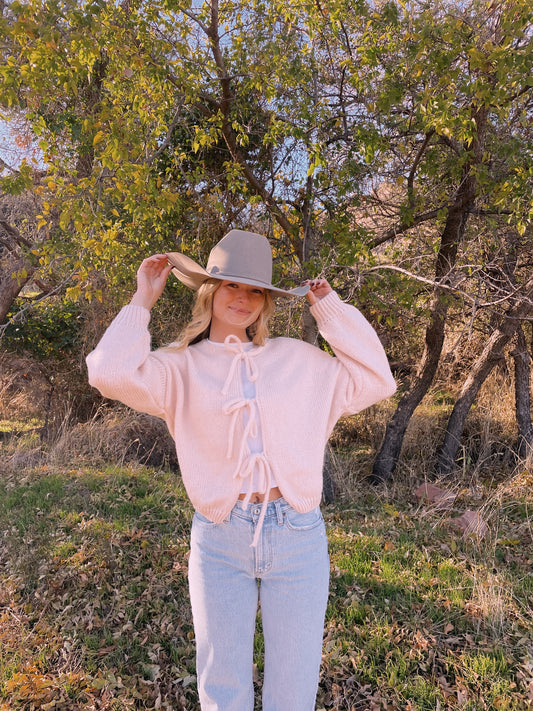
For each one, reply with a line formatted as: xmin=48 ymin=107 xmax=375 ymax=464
xmin=167 ymin=229 xmax=309 ymax=297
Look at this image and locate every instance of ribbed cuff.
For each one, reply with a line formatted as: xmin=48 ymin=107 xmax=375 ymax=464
xmin=114 ymin=304 xmax=152 ymax=329
xmin=309 ymin=290 xmax=344 ymax=324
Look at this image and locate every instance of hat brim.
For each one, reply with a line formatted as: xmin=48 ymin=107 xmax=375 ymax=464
xmin=167 ymin=252 xmax=309 ymax=297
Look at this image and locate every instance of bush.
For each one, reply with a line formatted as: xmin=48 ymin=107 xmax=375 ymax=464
xmin=3 ymin=298 xmax=81 ymax=360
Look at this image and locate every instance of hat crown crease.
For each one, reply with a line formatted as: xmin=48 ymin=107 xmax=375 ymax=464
xmin=168 ymin=228 xmax=310 ymax=297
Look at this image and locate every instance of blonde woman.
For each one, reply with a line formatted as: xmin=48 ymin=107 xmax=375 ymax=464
xmin=87 ymin=229 xmax=396 ymax=711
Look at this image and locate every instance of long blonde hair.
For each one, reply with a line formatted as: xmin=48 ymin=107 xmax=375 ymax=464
xmin=170 ymin=280 xmax=275 ymax=350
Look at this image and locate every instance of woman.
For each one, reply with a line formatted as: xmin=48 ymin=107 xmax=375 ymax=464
xmin=86 ymin=229 xmax=396 ymax=711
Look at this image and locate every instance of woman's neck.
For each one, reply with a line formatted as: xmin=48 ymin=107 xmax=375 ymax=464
xmin=208 ymin=321 xmax=250 ymax=343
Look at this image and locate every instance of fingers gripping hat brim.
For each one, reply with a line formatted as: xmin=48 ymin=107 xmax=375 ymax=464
xmin=167 ymin=230 xmax=310 ymax=297
xmin=167 ymin=253 xmax=213 ymax=291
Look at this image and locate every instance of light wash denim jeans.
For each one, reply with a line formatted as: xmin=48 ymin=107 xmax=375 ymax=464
xmin=188 ymin=497 xmax=330 ymax=711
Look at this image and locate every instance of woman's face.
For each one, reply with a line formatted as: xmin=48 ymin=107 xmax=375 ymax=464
xmin=210 ymin=280 xmax=266 ymax=341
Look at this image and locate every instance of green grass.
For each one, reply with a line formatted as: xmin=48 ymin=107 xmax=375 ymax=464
xmin=0 ymin=418 xmax=44 ymax=432
xmin=0 ymin=463 xmax=532 ymax=710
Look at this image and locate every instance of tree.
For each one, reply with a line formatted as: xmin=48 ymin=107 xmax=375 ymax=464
xmin=340 ymin=0 xmax=533 ymax=481
xmin=513 ymin=324 xmax=533 ymax=458
xmin=1 ymin=0 xmax=532 ymax=485
xmin=0 ymin=166 xmax=44 ymax=324
xmin=1 ymin=0 xmax=350 ymax=328
xmin=438 ymin=270 xmax=533 ymax=474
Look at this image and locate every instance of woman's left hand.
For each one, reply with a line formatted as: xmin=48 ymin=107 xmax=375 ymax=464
xmin=302 ymin=278 xmax=333 ymax=306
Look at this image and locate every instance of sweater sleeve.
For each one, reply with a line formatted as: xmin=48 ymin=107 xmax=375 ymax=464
xmin=86 ymin=304 xmax=173 ymax=418
xmin=310 ymin=291 xmax=396 ymax=423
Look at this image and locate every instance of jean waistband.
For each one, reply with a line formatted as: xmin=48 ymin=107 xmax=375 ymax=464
xmin=231 ymin=496 xmax=292 ymax=524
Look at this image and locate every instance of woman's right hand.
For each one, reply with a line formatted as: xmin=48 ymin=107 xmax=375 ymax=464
xmin=129 ymin=254 xmax=173 ymax=310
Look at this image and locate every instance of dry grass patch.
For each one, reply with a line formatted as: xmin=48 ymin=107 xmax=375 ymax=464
xmin=1 ymin=378 xmax=532 ymax=710
xmin=0 ymin=408 xmax=178 ymax=478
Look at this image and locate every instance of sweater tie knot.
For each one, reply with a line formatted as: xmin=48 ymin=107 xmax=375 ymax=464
xmin=221 ymin=334 xmax=271 ymax=547
xmin=237 ymin=453 xmax=272 ymax=548
xmin=221 ymin=335 xmax=260 ymax=396
xmin=223 ymin=397 xmax=258 ymax=460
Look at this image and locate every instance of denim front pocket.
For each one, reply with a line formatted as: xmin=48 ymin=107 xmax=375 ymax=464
xmin=193 ymin=510 xmax=218 ymax=526
xmin=284 ymin=506 xmax=323 ymax=531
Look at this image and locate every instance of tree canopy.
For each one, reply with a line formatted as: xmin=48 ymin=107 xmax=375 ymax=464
xmin=1 ymin=0 xmax=533 ymax=477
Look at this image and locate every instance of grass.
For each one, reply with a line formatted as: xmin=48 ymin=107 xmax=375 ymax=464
xmin=0 ymin=458 xmax=532 ymax=710
xmin=320 ymin=480 xmax=533 ymax=710
xmin=1 ymin=379 xmax=533 ymax=711
xmin=0 ymin=463 xmax=196 ymax=710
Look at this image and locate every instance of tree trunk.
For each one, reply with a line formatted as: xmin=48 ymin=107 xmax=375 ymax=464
xmin=370 ymin=293 xmax=448 ymax=482
xmin=0 ymin=258 xmax=35 ymax=323
xmin=299 ymin=223 xmax=338 ymax=500
xmin=437 ymin=277 xmax=533 ymax=474
xmin=371 ymin=107 xmax=488 ymax=484
xmin=322 ymin=444 xmax=336 ymax=504
xmin=512 ymin=325 xmax=532 ymax=458
xmin=75 ymin=52 xmax=109 ymax=178
xmin=370 ymin=201 xmax=470 ymax=483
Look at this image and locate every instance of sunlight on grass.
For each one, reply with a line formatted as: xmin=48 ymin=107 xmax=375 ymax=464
xmin=320 ymin=490 xmax=532 ymax=710
xmin=0 ymin=418 xmax=43 ymax=431
xmin=1 ymin=464 xmax=532 ymax=710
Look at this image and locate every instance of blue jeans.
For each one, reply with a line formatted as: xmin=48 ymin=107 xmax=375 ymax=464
xmin=188 ymin=498 xmax=330 ymax=711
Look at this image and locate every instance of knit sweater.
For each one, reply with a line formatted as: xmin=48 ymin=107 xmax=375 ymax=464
xmin=87 ymin=291 xmax=396 ymax=531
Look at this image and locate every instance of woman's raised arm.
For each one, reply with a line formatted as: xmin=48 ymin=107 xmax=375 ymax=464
xmin=130 ymin=254 xmax=173 ymax=311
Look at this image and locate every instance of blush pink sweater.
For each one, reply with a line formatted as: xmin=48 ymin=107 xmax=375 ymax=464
xmin=87 ymin=291 xmax=396 ymax=538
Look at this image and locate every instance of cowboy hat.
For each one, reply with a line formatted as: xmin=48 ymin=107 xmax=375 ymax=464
xmin=167 ymin=229 xmax=309 ymax=297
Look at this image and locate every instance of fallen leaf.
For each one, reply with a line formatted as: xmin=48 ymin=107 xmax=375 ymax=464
xmin=415 ymin=483 xmax=457 ymax=509
xmin=451 ymin=510 xmax=488 ymax=538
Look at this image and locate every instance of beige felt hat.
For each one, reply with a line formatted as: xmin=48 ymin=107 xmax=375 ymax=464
xmin=167 ymin=229 xmax=309 ymax=297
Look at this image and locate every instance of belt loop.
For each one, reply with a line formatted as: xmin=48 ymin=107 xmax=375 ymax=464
xmin=275 ymin=499 xmax=284 ymax=526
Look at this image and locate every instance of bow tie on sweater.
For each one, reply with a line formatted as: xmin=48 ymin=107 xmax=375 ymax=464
xmin=221 ymin=334 xmax=272 ymax=547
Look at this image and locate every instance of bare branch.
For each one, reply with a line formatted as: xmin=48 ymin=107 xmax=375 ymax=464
xmin=146 ymin=102 xmax=185 ymax=166
xmin=407 ymin=131 xmax=434 ymax=207
xmin=177 ymin=5 xmax=210 ymax=35
xmin=361 ymin=263 xmax=528 ymax=309
xmin=0 ymin=156 xmax=19 ymax=175
xmin=370 ymin=209 xmax=440 ymax=248
xmin=0 ymin=266 xmax=78 ymax=338
xmin=0 ymin=220 xmax=33 ymax=249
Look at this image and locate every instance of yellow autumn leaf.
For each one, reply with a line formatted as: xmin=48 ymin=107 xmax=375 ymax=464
xmin=93 ymin=131 xmax=105 ymax=147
